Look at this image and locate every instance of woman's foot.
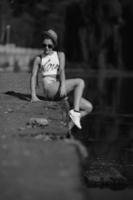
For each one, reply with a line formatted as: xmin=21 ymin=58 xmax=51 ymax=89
xmin=69 ymin=109 xmax=82 ymax=129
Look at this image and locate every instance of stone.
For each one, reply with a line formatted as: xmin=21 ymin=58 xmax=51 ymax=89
xmin=83 ymin=160 xmax=128 ymax=189
xmin=28 ymin=118 xmax=48 ymax=128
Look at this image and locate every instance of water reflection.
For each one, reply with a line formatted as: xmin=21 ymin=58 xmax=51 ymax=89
xmin=72 ymin=74 xmax=133 ymax=188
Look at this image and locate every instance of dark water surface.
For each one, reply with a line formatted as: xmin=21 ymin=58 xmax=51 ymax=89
xmin=73 ymin=72 xmax=133 ymax=200
xmin=86 ymin=188 xmax=133 ymax=200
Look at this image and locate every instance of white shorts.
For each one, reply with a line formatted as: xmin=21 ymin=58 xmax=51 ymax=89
xmin=42 ymin=76 xmax=60 ymax=100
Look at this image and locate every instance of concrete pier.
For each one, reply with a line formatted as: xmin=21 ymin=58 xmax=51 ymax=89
xmin=0 ymin=72 xmax=86 ymax=200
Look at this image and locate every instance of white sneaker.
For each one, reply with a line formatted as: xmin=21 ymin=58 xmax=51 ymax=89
xmin=69 ymin=109 xmax=82 ymax=129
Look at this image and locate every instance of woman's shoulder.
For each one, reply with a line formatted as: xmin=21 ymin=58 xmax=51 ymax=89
xmin=31 ymin=55 xmax=41 ymax=67
xmin=35 ymin=54 xmax=43 ymax=62
xmin=56 ymin=51 xmax=65 ymax=58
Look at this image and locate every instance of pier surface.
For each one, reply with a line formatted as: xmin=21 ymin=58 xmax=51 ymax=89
xmin=0 ymin=72 xmax=85 ymax=200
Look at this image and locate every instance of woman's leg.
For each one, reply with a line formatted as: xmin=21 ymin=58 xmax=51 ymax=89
xmin=68 ymin=97 xmax=93 ymax=129
xmin=65 ymin=78 xmax=85 ymax=111
xmin=67 ymin=97 xmax=93 ymax=130
xmin=79 ymin=97 xmax=93 ymax=118
xmin=45 ymin=78 xmax=85 ymax=110
xmin=44 ymin=78 xmax=93 ymax=115
xmin=65 ymin=78 xmax=93 ymax=129
xmin=44 ymin=78 xmax=93 ymax=129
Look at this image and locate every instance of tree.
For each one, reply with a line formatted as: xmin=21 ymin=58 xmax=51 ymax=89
xmin=0 ymin=0 xmax=12 ymax=43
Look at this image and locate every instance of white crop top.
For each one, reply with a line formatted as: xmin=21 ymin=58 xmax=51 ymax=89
xmin=40 ymin=51 xmax=59 ymax=76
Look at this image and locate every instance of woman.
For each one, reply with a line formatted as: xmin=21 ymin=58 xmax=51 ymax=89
xmin=30 ymin=29 xmax=93 ymax=129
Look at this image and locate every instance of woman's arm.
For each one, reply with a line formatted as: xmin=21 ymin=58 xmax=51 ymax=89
xmin=58 ymin=52 xmax=66 ymax=97
xmin=30 ymin=56 xmax=41 ymax=102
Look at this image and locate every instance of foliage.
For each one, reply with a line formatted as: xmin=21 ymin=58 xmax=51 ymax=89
xmin=0 ymin=0 xmax=132 ymax=67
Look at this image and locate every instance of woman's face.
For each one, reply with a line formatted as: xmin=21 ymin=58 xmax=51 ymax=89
xmin=42 ymin=38 xmax=54 ymax=55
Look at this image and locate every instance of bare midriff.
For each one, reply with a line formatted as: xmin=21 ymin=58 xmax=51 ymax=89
xmin=42 ymin=74 xmax=59 ymax=89
xmin=42 ymin=74 xmax=57 ymax=79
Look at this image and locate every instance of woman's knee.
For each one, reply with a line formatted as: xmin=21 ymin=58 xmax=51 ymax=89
xmin=65 ymin=78 xmax=85 ymax=95
xmin=77 ymin=78 xmax=85 ymax=88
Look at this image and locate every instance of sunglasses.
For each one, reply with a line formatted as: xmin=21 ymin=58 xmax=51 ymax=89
xmin=43 ymin=43 xmax=53 ymax=49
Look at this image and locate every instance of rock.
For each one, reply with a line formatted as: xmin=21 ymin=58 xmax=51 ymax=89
xmin=7 ymin=108 xmax=14 ymax=113
xmin=83 ymin=161 xmax=128 ymax=189
xmin=18 ymin=127 xmax=26 ymax=131
xmin=4 ymin=108 xmax=14 ymax=114
xmin=27 ymin=118 xmax=48 ymax=128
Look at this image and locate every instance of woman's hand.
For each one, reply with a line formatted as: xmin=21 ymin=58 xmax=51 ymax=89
xmin=58 ymin=52 xmax=66 ymax=98
xmin=31 ymin=96 xmax=42 ymax=103
xmin=60 ymin=84 xmax=66 ymax=98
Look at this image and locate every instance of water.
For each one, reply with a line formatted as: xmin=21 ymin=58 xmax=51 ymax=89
xmin=86 ymin=188 xmax=133 ymax=200
xmin=72 ymin=72 xmax=133 ymax=199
